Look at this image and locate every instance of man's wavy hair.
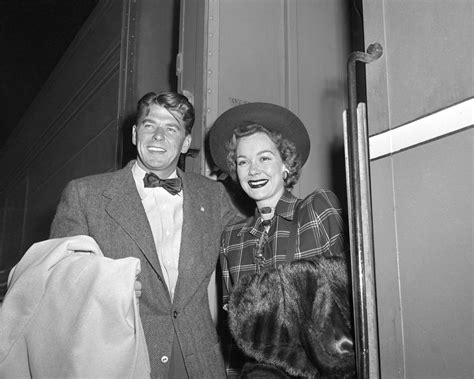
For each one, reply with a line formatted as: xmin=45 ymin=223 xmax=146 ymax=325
xmin=225 ymin=124 xmax=302 ymax=189
xmin=136 ymin=92 xmax=195 ymax=135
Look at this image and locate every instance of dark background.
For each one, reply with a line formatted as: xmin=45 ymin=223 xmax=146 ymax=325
xmin=0 ymin=0 xmax=98 ymax=150
xmin=0 ymin=0 xmax=365 ymax=152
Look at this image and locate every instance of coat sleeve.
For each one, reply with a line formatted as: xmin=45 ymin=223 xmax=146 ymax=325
xmin=50 ymin=180 xmax=89 ymax=238
xmin=219 ymin=182 xmax=245 ymax=227
xmin=219 ymin=233 xmax=232 ymax=307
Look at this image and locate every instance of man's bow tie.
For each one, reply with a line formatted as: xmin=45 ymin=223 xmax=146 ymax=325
xmin=143 ymin=173 xmax=182 ymax=195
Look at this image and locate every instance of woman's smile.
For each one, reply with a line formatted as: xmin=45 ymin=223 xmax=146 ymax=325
xmin=236 ymin=132 xmax=286 ymax=209
xmin=248 ymin=179 xmax=269 ymax=189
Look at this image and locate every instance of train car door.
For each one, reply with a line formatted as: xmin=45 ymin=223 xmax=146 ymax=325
xmin=359 ymin=1 xmax=472 ymax=377
xmin=177 ymin=0 xmax=352 ymax=354
xmin=177 ymin=0 xmax=350 ymax=196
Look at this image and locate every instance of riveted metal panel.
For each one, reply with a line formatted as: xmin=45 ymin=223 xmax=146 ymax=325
xmin=197 ymin=0 xmax=350 ymax=199
xmin=363 ymin=1 xmax=473 ymax=377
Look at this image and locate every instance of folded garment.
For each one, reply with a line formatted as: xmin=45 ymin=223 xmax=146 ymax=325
xmin=0 ymin=235 xmax=150 ymax=378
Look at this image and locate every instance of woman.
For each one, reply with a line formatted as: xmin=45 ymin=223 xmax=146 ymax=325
xmin=209 ymin=102 xmax=355 ymax=378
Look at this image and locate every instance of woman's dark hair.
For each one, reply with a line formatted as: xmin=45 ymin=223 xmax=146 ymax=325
xmin=225 ymin=124 xmax=302 ymax=189
xmin=136 ymin=92 xmax=195 ymax=135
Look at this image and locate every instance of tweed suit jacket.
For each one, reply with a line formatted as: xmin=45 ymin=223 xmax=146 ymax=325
xmin=50 ymin=160 xmax=240 ymax=378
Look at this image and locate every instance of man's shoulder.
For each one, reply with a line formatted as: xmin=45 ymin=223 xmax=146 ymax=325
xmin=67 ymin=164 xmax=131 ymax=191
xmin=72 ymin=171 xmax=115 ymax=184
xmin=182 ymin=172 xmax=224 ymax=191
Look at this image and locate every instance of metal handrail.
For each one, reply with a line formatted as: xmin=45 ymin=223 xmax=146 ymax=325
xmin=344 ymin=42 xmax=383 ymax=379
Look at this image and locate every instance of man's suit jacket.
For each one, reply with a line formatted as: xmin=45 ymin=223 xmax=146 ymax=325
xmin=50 ymin=161 xmax=240 ymax=378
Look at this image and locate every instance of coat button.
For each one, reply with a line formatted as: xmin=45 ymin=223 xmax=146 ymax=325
xmin=161 ymin=356 xmax=168 ymax=363
xmin=173 ymin=310 xmax=178 ymax=318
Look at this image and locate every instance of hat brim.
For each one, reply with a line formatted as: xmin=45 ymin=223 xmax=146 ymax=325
xmin=209 ymin=102 xmax=310 ymax=174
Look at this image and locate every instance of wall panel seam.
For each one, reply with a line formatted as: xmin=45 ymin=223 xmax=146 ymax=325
xmin=3 ymin=0 xmax=119 ymax=148
xmin=32 ymin=119 xmax=118 ymax=193
xmin=3 ymin=58 xmax=121 ymax=192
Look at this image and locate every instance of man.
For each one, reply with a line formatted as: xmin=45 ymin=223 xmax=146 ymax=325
xmin=50 ymin=92 xmax=240 ymax=378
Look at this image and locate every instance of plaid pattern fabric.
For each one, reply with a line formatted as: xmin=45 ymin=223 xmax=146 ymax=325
xmin=219 ymin=189 xmax=347 ymax=375
xmin=220 ymin=189 xmax=346 ymax=303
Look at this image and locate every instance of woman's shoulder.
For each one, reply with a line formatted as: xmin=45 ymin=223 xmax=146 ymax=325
xmin=220 ymin=217 xmax=254 ymax=254
xmin=221 ymin=216 xmax=255 ymax=246
xmin=297 ymin=189 xmax=343 ymax=215
xmin=223 ymin=217 xmax=253 ymax=233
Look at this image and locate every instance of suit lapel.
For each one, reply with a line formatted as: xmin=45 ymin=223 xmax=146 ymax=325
xmin=173 ymin=172 xmax=207 ymax=308
xmin=102 ymin=162 xmax=165 ymax=281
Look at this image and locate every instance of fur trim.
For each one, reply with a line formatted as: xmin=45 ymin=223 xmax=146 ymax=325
xmin=228 ymin=258 xmax=355 ymax=378
xmin=241 ymin=362 xmax=290 ymax=378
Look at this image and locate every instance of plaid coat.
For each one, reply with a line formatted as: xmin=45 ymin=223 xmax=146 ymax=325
xmin=50 ymin=160 xmax=240 ymax=378
xmin=219 ymin=189 xmax=347 ymax=375
xmin=220 ymin=189 xmax=346 ymax=303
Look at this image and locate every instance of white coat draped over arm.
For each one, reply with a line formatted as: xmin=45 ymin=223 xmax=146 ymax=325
xmin=0 ymin=235 xmax=150 ymax=378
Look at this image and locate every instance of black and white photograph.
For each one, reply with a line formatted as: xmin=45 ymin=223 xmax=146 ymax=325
xmin=0 ymin=0 xmax=472 ymax=378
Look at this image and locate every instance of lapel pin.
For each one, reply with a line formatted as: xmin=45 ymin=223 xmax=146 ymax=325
xmin=200 ymin=206 xmax=205 ymax=212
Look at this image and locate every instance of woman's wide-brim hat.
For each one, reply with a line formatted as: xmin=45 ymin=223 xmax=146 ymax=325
xmin=209 ymin=102 xmax=310 ymax=173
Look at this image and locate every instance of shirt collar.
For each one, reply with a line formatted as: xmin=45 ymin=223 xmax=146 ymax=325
xmin=275 ymin=190 xmax=299 ymax=220
xmin=241 ymin=190 xmax=299 ymax=237
xmin=251 ymin=190 xmax=299 ymax=221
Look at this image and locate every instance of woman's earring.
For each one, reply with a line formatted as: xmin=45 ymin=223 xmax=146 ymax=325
xmin=283 ymin=171 xmax=288 ymax=180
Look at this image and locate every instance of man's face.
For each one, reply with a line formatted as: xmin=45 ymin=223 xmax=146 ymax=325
xmin=132 ymin=104 xmax=191 ymax=178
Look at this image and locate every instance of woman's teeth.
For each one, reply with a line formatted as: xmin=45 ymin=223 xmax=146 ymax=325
xmin=248 ymin=179 xmax=268 ymax=189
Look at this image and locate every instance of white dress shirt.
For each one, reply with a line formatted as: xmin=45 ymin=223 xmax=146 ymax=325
xmin=132 ymin=162 xmax=183 ymax=300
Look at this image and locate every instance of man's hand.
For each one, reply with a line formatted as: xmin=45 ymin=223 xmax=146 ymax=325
xmin=134 ymin=280 xmax=142 ymax=299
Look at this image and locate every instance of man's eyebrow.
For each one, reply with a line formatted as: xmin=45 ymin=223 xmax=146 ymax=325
xmin=167 ymin=109 xmax=185 ymax=127
xmin=164 ymin=121 xmax=180 ymax=127
xmin=140 ymin=117 xmax=179 ymax=127
xmin=141 ymin=117 xmax=155 ymax=124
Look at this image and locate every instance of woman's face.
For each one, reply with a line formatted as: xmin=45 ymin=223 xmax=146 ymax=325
xmin=235 ymin=132 xmax=286 ymax=207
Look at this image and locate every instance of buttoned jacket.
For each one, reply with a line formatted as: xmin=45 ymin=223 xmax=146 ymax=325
xmin=50 ymin=160 xmax=240 ymax=378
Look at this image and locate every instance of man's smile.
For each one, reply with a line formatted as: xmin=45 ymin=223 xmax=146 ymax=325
xmin=148 ymin=146 xmax=166 ymax=152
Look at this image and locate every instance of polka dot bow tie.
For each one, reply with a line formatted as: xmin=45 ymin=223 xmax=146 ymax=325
xmin=143 ymin=173 xmax=182 ymax=195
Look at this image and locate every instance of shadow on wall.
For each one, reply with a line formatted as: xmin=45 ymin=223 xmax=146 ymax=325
xmin=1 ymin=268 xmax=9 ymax=303
xmin=121 ymin=112 xmax=137 ymax=167
xmin=320 ymin=78 xmax=349 ymax=213
xmin=330 ymin=140 xmax=348 ymax=220
xmin=203 ymin=128 xmax=255 ymax=218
